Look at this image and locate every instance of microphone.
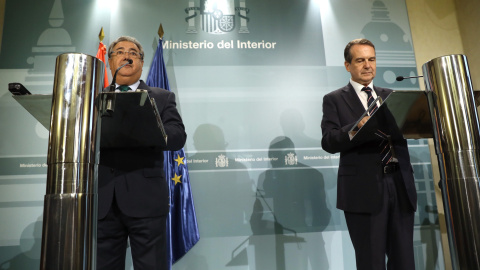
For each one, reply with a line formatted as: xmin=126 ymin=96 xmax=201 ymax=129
xmin=109 ymin=59 xmax=133 ymax=92
xmin=396 ymin=75 xmax=424 ymax=81
xmin=8 ymin=82 xmax=31 ymax=95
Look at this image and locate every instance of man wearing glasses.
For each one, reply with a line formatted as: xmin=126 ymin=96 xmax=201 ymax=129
xmin=97 ymin=36 xmax=187 ymax=270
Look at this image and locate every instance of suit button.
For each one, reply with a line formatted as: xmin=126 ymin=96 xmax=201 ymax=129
xmin=110 ymin=168 xmax=115 ymax=173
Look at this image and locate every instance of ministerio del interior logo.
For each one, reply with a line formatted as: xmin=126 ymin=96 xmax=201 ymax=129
xmin=184 ymin=0 xmax=250 ymax=34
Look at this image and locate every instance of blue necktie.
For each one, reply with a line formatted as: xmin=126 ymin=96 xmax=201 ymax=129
xmin=362 ymin=87 xmax=393 ymax=166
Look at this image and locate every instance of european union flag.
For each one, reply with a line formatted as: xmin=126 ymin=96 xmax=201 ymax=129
xmin=146 ymin=37 xmax=200 ymax=267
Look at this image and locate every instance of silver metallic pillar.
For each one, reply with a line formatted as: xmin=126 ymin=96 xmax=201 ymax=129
xmin=40 ymin=53 xmax=105 ymax=270
xmin=423 ymin=54 xmax=480 ymax=270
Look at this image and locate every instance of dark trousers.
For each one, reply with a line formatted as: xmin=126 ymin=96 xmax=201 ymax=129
xmin=344 ymin=170 xmax=415 ymax=270
xmin=97 ymin=199 xmax=168 ymax=270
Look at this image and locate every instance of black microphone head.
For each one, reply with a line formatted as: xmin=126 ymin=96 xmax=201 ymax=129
xmin=127 ymin=59 xmax=133 ymax=64
xmin=396 ymin=76 xmax=404 ymax=81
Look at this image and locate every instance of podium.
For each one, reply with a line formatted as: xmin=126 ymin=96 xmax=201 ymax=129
xmin=14 ymin=90 xmax=168 ymax=148
xmin=11 ymin=53 xmax=166 ymax=270
xmin=349 ymin=90 xmax=434 ymax=141
xmin=351 ymin=54 xmax=480 ymax=270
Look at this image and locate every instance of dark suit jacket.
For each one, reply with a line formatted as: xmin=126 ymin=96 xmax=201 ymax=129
xmin=98 ymin=80 xmax=186 ymax=219
xmin=321 ymin=83 xmax=417 ymax=214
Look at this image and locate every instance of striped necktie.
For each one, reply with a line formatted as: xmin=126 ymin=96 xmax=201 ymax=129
xmin=362 ymin=87 xmax=378 ymax=114
xmin=362 ymin=87 xmax=393 ymax=166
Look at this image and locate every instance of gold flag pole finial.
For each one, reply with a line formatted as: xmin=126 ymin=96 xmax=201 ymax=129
xmin=158 ymin=24 xmax=164 ymax=40
xmin=98 ymin=27 xmax=105 ymax=42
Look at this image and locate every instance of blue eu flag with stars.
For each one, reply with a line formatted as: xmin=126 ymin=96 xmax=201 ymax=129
xmin=146 ymin=38 xmax=200 ymax=267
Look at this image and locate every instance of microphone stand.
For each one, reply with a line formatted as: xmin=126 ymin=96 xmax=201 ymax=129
xmin=104 ymin=59 xmax=133 ymax=115
xmin=109 ymin=59 xmax=133 ymax=92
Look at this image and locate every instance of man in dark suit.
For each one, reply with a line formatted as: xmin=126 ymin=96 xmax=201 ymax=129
xmin=97 ymin=36 xmax=186 ymax=270
xmin=321 ymin=38 xmax=417 ymax=269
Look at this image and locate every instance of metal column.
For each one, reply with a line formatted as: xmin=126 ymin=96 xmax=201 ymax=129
xmin=40 ymin=53 xmax=104 ymax=270
xmin=423 ymin=54 xmax=480 ymax=270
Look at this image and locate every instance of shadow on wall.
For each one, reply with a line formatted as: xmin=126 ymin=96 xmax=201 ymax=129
xmin=0 ymin=217 xmax=42 ymax=270
xmin=188 ymin=123 xmax=255 ymax=237
xmin=279 ymin=108 xmax=321 ymax=149
xmin=245 ymin=136 xmax=331 ymax=270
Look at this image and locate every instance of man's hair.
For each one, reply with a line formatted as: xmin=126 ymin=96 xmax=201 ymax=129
xmin=107 ymin=36 xmax=144 ymax=60
xmin=344 ymin=38 xmax=375 ymax=63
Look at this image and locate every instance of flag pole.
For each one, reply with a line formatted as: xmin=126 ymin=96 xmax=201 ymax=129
xmin=158 ymin=23 xmax=164 ymax=40
xmin=99 ymin=27 xmax=105 ymax=42
xmin=96 ymin=27 xmax=109 ymax=88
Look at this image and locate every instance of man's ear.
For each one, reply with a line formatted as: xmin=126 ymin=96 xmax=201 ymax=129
xmin=344 ymin=61 xmax=350 ymax=72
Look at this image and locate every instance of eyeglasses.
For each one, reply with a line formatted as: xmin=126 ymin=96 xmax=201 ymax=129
xmin=110 ymin=50 xmax=143 ymax=59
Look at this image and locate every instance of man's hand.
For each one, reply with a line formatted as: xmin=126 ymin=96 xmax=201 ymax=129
xmin=357 ymin=116 xmax=370 ymax=129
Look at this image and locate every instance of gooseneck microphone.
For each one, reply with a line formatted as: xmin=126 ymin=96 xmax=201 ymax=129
xmin=396 ymin=75 xmax=424 ymax=81
xmin=109 ymin=59 xmax=133 ymax=92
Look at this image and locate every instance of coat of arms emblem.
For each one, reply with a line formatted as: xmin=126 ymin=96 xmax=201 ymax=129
xmin=285 ymin=152 xmax=298 ymax=166
xmin=216 ymin=154 xmax=229 ymax=167
xmin=185 ymin=0 xmax=250 ymax=34
xmin=201 ymin=0 xmax=235 ymax=33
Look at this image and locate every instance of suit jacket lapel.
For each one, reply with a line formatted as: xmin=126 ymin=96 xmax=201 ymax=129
xmin=341 ymin=83 xmax=366 ymax=117
xmin=138 ymin=80 xmax=153 ymax=95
